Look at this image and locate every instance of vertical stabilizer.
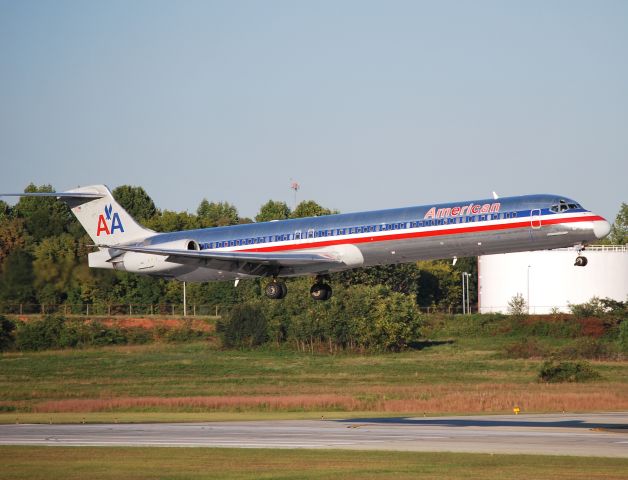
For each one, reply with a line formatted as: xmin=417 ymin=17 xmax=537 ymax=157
xmin=63 ymin=185 xmax=154 ymax=245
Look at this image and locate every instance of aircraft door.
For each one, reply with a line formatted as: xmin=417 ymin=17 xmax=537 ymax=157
xmin=530 ymin=209 xmax=542 ymax=229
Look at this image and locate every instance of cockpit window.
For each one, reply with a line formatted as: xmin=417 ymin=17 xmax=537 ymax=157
xmin=550 ymin=199 xmax=582 ymax=213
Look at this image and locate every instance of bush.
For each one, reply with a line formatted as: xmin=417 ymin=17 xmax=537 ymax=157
xmin=88 ymin=322 xmax=127 ymax=346
xmin=164 ymin=327 xmax=206 ymax=343
xmin=15 ymin=315 xmax=65 ymax=351
xmin=0 ymin=315 xmax=16 ymax=351
xmin=569 ymin=297 xmax=607 ymax=318
xmin=58 ymin=320 xmax=127 ymax=347
xmin=619 ymin=321 xmax=628 ymax=354
xmin=218 ymin=303 xmax=268 ymax=348
xmin=538 ymin=360 xmax=601 ymax=383
xmin=125 ymin=327 xmax=153 ymax=344
xmin=508 ymin=293 xmax=527 ymax=317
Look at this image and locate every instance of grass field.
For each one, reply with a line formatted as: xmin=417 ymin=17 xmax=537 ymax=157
xmin=1 ymin=446 xmax=628 ymax=480
xmin=1 ymin=336 xmax=627 ymax=422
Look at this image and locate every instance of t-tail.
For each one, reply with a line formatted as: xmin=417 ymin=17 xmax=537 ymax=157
xmin=1 ymin=184 xmax=154 ymax=245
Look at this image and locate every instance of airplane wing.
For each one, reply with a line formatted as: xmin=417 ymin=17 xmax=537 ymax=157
xmin=97 ymin=244 xmax=343 ymax=276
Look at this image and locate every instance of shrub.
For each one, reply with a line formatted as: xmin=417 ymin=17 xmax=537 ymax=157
xmin=0 ymin=315 xmax=16 ymax=351
xmin=125 ymin=327 xmax=153 ymax=344
xmin=15 ymin=315 xmax=65 ymax=351
xmin=88 ymin=322 xmax=127 ymax=346
xmin=569 ymin=297 xmax=607 ymax=318
xmin=218 ymin=303 xmax=268 ymax=348
xmin=508 ymin=293 xmax=527 ymax=317
xmin=619 ymin=320 xmax=628 ymax=354
xmin=164 ymin=327 xmax=206 ymax=343
xmin=538 ymin=360 xmax=601 ymax=383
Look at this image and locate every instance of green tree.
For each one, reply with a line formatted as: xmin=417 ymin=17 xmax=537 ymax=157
xmin=12 ymin=184 xmax=75 ymax=241
xmin=109 ymin=272 xmax=164 ymax=306
xmin=112 ymin=185 xmax=157 ymax=223
xmin=0 ymin=200 xmax=10 ymax=220
xmin=0 ymin=218 xmax=28 ymax=267
xmin=32 ymin=234 xmax=80 ymax=304
xmin=337 ymin=264 xmax=422 ymax=296
xmin=145 ymin=210 xmax=200 ymax=232
xmin=609 ymin=202 xmax=627 ymax=245
xmin=0 ymin=315 xmax=16 ymax=351
xmin=291 ymin=200 xmax=337 ymax=219
xmin=416 ymin=259 xmax=472 ymax=310
xmin=255 ymin=200 xmax=291 ymax=222
xmin=373 ymin=290 xmax=422 ymax=351
xmin=219 ymin=303 xmax=268 ymax=348
xmin=0 ymin=250 xmax=35 ymax=305
xmin=197 ymin=199 xmax=239 ymax=227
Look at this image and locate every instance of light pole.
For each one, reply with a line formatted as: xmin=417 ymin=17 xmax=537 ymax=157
xmin=461 ymin=272 xmax=471 ymax=315
xmin=527 ymin=265 xmax=531 ymax=315
xmin=183 ymin=281 xmax=187 ymax=317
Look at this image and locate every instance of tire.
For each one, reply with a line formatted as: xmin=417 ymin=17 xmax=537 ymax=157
xmin=311 ymin=283 xmax=332 ymax=301
xmin=278 ymin=282 xmax=288 ymax=299
xmin=265 ymin=282 xmax=283 ymax=299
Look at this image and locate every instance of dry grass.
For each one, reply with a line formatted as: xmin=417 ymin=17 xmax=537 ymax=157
xmin=33 ymin=394 xmax=361 ymax=413
xmin=27 ymin=382 xmax=628 ymax=415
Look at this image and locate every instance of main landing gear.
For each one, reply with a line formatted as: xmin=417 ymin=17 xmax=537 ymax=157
xmin=264 ymin=276 xmax=333 ymax=301
xmin=310 ymin=282 xmax=332 ymax=301
xmin=265 ymin=279 xmax=287 ymax=299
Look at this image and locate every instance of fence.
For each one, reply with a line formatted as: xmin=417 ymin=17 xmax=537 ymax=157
xmin=0 ymin=303 xmax=228 ymax=317
xmin=1 ymin=303 xmax=471 ymax=317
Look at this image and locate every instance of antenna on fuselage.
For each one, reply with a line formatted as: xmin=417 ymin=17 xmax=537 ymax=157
xmin=492 ymin=191 xmax=499 ymax=200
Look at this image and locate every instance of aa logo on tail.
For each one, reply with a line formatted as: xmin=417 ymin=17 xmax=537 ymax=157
xmin=96 ymin=204 xmax=124 ymax=236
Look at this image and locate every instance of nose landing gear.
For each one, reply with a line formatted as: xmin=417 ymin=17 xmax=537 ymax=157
xmin=574 ymin=245 xmax=588 ymax=267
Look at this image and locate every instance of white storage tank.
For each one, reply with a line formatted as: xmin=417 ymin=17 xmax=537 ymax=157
xmin=478 ymin=245 xmax=628 ymax=314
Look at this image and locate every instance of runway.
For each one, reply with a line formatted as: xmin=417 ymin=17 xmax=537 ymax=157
xmin=1 ymin=413 xmax=627 ymax=457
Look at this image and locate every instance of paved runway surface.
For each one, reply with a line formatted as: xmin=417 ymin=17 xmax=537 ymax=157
xmin=1 ymin=413 xmax=627 ymax=457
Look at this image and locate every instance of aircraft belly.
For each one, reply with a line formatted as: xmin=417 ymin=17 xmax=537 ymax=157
xmin=357 ymin=223 xmax=591 ymax=267
xmin=163 ymin=222 xmax=597 ymax=280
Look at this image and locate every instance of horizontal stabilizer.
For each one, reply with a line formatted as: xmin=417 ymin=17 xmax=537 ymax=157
xmin=0 ymin=192 xmax=105 ymax=199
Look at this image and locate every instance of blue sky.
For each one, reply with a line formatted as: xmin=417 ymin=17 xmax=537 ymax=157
xmin=1 ymin=0 xmax=626 ymax=221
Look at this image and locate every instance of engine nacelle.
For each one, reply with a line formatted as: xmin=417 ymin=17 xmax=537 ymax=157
xmin=120 ymin=239 xmax=199 ymax=275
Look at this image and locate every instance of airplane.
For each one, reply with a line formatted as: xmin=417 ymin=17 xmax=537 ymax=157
xmin=1 ymin=185 xmax=611 ymax=300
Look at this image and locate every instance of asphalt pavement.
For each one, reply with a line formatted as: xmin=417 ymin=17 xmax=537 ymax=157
xmin=1 ymin=412 xmax=627 ymax=457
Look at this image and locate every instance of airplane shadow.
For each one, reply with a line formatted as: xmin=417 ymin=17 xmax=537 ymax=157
xmin=337 ymin=416 xmax=628 ymax=430
xmin=407 ymin=339 xmax=455 ymax=350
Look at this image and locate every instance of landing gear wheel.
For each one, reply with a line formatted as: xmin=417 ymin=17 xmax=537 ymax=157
xmin=574 ymin=256 xmax=588 ymax=267
xmin=310 ymin=283 xmax=332 ymax=301
xmin=265 ymin=281 xmax=288 ymax=299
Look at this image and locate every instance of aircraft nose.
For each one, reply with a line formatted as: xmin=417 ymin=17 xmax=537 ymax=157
xmin=594 ymin=218 xmax=611 ymax=239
